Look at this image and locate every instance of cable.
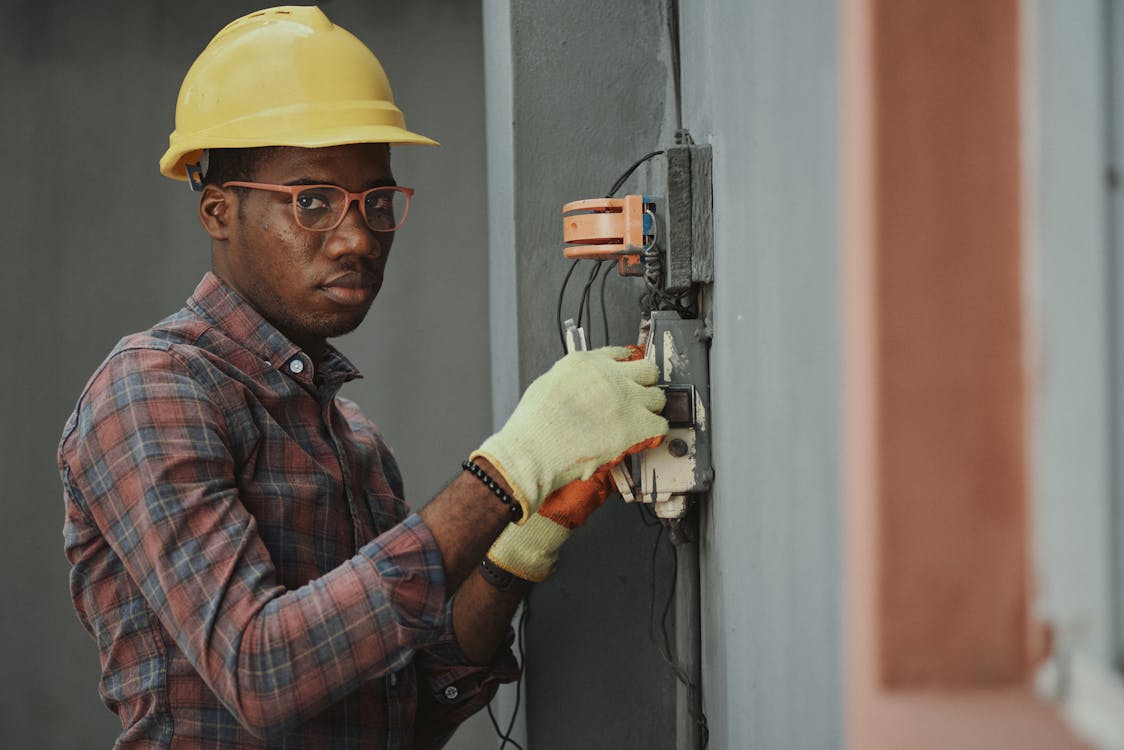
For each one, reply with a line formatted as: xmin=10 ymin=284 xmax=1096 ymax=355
xmin=506 ymin=598 xmax=530 ymax=746
xmin=598 ymin=260 xmax=614 ymax=347
xmin=605 ymin=151 xmax=665 ymax=198
xmin=487 ymin=593 xmax=530 ymax=750
xmin=576 ymin=260 xmax=603 ymax=331
xmin=556 ymin=260 xmax=583 ymax=355
xmin=557 ymin=150 xmax=670 ymax=356
xmin=648 ymin=522 xmax=711 ymax=749
xmin=583 ymin=262 xmax=601 ymax=335
xmin=666 ymin=0 xmax=684 ymax=142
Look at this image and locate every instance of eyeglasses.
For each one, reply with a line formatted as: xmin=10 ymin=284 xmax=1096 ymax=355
xmin=222 ymin=181 xmax=414 ymax=233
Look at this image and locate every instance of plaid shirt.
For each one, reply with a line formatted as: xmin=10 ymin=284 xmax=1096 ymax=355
xmin=59 ymin=273 xmax=517 ymax=749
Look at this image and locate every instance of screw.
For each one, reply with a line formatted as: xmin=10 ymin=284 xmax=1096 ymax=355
xmin=668 ymin=438 xmax=689 ymax=457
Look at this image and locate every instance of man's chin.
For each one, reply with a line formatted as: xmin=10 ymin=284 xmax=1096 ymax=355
xmin=322 ymin=309 xmax=372 ymax=341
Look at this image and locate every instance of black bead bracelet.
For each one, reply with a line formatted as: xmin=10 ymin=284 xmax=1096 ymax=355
xmin=461 ymin=459 xmax=524 ymax=522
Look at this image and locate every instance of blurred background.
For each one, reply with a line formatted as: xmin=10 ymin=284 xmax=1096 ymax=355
xmin=2 ymin=0 xmax=1123 ymax=748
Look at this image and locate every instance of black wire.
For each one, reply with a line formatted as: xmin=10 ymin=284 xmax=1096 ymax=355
xmin=487 ymin=594 xmax=530 ymax=750
xmin=636 ymin=501 xmax=661 ymax=528
xmin=647 ymin=523 xmax=666 ymax=644
xmin=552 ymin=149 xmax=667 ymax=357
xmin=578 ymin=149 xmax=665 ymax=348
xmin=659 ymin=542 xmax=679 ymax=663
xmin=510 ymin=593 xmax=530 ymax=742
xmin=666 ymin=0 xmax=684 ymax=140
xmin=605 ymin=151 xmax=665 ymax=198
xmin=598 ymin=260 xmax=614 ymax=347
xmin=556 ymin=260 xmax=583 ymax=355
xmin=575 ymin=260 xmax=602 ymax=331
xmin=582 ymin=261 xmax=600 ymax=335
xmin=487 ymin=703 xmax=520 ymax=750
xmin=649 ymin=524 xmax=711 ymax=749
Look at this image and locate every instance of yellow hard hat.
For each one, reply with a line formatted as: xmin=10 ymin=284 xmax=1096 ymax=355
xmin=159 ymin=6 xmax=438 ymax=184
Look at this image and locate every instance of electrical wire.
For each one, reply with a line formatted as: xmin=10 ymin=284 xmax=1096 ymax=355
xmin=605 ymin=151 xmax=665 ymax=198
xmin=540 ymin=143 xmax=709 ymax=746
xmin=557 ymin=150 xmax=666 ymax=354
xmin=598 ymin=260 xmax=614 ymax=347
xmin=556 ymin=260 xmax=583 ymax=355
xmin=666 ymin=0 xmax=684 ymax=142
xmin=486 ymin=594 xmax=530 ymax=750
xmin=648 ymin=525 xmax=711 ymax=749
xmin=576 ymin=260 xmax=603 ymax=332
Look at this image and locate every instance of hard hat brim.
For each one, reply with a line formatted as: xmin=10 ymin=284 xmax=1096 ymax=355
xmin=159 ymin=125 xmax=439 ymax=182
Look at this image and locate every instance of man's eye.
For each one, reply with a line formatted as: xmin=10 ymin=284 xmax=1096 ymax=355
xmin=365 ymin=191 xmax=395 ymax=213
xmin=295 ymin=190 xmax=332 ymax=211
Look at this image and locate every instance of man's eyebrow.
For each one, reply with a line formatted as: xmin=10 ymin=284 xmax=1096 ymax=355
xmin=363 ymin=176 xmax=398 ymax=189
xmin=282 ymin=177 xmax=399 ymax=189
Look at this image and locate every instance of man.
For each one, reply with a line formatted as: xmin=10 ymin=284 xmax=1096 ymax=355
xmin=57 ymin=7 xmax=668 ymax=749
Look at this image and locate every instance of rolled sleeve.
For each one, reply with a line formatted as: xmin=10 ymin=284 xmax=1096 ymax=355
xmin=410 ymin=598 xmax=521 ymax=748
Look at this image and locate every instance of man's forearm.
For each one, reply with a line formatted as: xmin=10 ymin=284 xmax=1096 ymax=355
xmin=417 ymin=458 xmax=518 ymax=593
xmin=418 ymin=459 xmax=527 ymax=664
xmin=451 ymin=572 xmax=524 ymax=664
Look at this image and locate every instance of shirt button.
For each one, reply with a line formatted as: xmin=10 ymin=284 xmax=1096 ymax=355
xmin=288 ymin=358 xmax=305 ymax=374
xmin=444 ymin=685 xmax=459 ymax=701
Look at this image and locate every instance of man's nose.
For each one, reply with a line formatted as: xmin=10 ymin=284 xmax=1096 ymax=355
xmin=326 ymin=201 xmax=383 ymax=259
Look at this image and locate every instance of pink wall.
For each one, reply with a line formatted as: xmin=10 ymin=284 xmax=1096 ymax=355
xmin=842 ymin=0 xmax=1085 ymax=746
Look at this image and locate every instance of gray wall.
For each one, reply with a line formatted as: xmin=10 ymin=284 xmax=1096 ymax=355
xmin=486 ymin=0 xmax=843 ymax=747
xmin=678 ymin=2 xmax=843 ymax=747
xmin=0 ymin=2 xmax=496 ymax=748
xmin=1024 ymin=0 xmax=1117 ymax=670
xmin=484 ymin=1 xmax=678 ymax=747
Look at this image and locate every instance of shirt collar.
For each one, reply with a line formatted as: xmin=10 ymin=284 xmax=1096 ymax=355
xmin=187 ymin=272 xmax=363 ymax=387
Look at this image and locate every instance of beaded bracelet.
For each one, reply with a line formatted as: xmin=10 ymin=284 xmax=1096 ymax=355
xmin=461 ymin=459 xmax=524 ymax=522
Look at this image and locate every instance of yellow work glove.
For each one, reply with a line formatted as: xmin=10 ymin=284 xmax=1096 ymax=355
xmin=471 ymin=346 xmax=668 ymax=522
xmin=488 ymin=436 xmax=663 ymax=581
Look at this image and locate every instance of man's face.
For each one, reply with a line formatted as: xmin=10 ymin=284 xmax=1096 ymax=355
xmin=212 ymin=143 xmax=396 ymax=354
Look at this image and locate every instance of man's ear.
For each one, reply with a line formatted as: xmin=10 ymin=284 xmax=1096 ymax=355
xmin=198 ymin=185 xmax=233 ymax=240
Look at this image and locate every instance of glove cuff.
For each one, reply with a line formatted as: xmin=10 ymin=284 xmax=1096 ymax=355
xmin=469 ymin=447 xmax=533 ymax=525
xmin=486 ymin=513 xmax=572 ymax=582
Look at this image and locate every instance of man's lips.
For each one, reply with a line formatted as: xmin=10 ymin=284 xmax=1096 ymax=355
xmin=320 ymin=270 xmax=379 ymax=306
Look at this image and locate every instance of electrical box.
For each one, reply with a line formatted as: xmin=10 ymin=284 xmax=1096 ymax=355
xmin=649 ymin=144 xmax=714 ymax=291
xmin=561 ymin=144 xmax=714 ymax=529
xmin=612 ymin=311 xmax=712 ymax=520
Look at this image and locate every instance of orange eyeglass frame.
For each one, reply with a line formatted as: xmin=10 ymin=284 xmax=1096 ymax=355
xmin=222 ymin=181 xmax=414 ymax=232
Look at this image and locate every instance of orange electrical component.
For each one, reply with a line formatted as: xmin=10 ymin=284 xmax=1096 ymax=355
xmin=562 ymin=194 xmax=651 ymax=276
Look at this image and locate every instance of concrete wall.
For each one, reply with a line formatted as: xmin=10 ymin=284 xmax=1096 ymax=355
xmin=486 ymin=0 xmax=843 ymax=747
xmin=484 ymin=1 xmax=679 ymax=747
xmin=0 ymin=2 xmax=495 ymax=748
xmin=677 ymin=2 xmax=844 ymax=747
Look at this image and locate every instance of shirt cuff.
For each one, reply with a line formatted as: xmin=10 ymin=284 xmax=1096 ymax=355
xmin=415 ymin=600 xmax=521 ymax=722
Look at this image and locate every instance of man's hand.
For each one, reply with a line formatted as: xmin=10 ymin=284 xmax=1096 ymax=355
xmin=471 ymin=346 xmax=668 ymax=521
xmin=486 ymin=436 xmax=662 ymax=582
